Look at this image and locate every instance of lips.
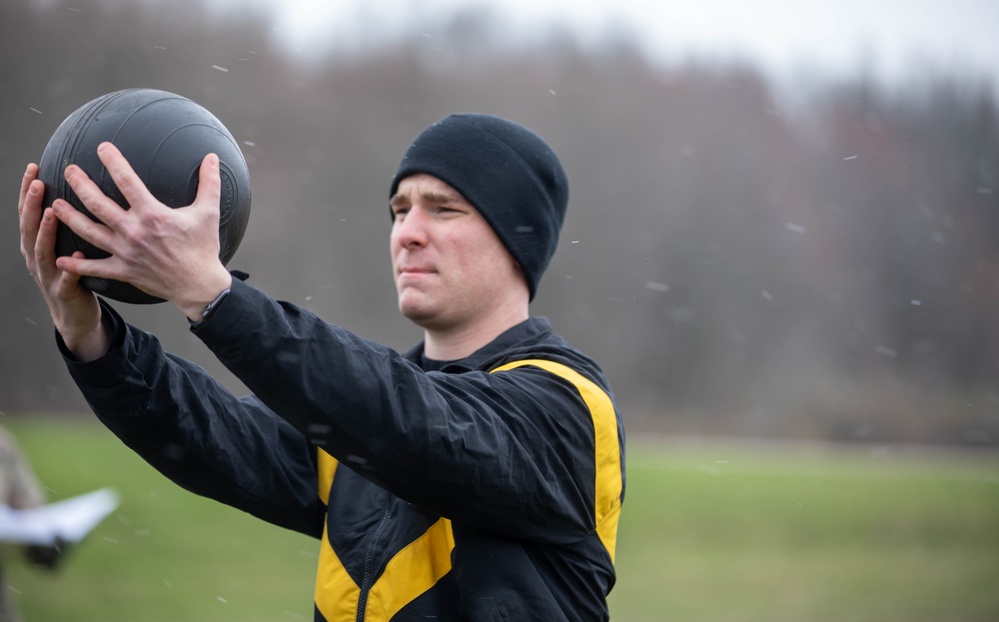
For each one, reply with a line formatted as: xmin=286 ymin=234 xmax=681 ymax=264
xmin=398 ymin=266 xmax=435 ymax=275
xmin=396 ymin=266 xmax=437 ymax=288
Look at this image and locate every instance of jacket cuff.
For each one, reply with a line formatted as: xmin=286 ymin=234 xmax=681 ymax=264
xmin=57 ymin=298 xmax=128 ymax=387
xmin=188 ymin=270 xmax=248 ymax=331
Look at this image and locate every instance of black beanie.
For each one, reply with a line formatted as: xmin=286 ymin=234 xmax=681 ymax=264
xmin=389 ymin=113 xmax=568 ymax=300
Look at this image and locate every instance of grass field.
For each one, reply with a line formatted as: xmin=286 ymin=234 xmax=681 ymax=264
xmin=3 ymin=417 xmax=998 ymax=621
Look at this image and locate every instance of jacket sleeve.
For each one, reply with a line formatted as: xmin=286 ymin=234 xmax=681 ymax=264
xmin=61 ymin=299 xmax=326 ymax=539
xmin=195 ymin=278 xmax=611 ymax=544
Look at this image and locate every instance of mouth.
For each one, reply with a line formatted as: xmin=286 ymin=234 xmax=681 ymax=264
xmin=398 ymin=266 xmax=435 ymax=276
xmin=396 ymin=267 xmax=437 ymax=288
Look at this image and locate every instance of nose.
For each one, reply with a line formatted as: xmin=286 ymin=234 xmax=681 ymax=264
xmin=393 ymin=206 xmax=428 ymax=250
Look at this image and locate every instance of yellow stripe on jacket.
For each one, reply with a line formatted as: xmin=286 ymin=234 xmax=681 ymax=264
xmin=311 ymin=357 xmax=622 ymax=620
xmin=490 ymin=359 xmax=623 ymax=562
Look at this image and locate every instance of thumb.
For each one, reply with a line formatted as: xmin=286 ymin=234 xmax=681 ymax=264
xmin=195 ymin=153 xmax=222 ymax=214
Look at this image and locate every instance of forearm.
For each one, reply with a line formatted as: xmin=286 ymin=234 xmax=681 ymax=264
xmin=194 ymin=277 xmax=428 ymax=452
xmin=60 ymin=300 xmax=324 ymax=536
xmin=194 ymin=279 xmax=602 ymax=539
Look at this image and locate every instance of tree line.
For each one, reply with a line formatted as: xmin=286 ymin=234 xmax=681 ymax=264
xmin=1 ymin=0 xmax=997 ymax=445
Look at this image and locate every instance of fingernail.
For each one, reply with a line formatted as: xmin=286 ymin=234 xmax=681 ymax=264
xmin=28 ymin=183 xmax=39 ymax=196
xmin=43 ymin=208 xmax=53 ymax=222
xmin=97 ymin=142 xmax=110 ymax=153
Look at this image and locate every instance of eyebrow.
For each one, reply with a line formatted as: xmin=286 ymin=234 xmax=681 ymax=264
xmin=390 ymin=190 xmax=467 ymax=209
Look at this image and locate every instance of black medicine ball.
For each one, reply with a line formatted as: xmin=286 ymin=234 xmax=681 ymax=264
xmin=37 ymin=88 xmax=251 ymax=304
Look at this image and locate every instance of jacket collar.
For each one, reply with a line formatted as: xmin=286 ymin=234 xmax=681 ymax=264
xmin=403 ymin=317 xmax=552 ymax=372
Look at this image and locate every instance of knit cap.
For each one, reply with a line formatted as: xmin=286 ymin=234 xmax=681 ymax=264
xmin=389 ymin=114 xmax=568 ymax=300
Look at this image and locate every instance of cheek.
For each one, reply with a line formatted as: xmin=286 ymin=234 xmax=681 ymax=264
xmin=465 ymin=238 xmax=513 ymax=283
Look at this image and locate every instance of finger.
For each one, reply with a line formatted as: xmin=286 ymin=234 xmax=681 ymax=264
xmin=56 ymin=251 xmax=120 ymax=281
xmin=18 ymin=163 xmax=39 ymax=217
xmin=63 ymin=163 xmax=129 ymax=231
xmin=56 ymin=251 xmax=87 ymax=290
xmin=195 ymin=153 xmax=221 ymax=213
xmin=95 ymin=141 xmax=156 ymax=211
xmin=52 ymin=198 xmax=116 ymax=254
xmin=33 ymin=208 xmax=61 ymax=281
xmin=19 ymin=179 xmax=45 ymax=263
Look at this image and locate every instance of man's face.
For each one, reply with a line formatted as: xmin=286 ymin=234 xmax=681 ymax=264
xmin=390 ymin=174 xmax=524 ymax=331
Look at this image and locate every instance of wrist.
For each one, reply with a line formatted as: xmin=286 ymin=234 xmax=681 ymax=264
xmin=59 ymin=308 xmax=110 ymax=363
xmin=188 ymin=287 xmax=230 ymax=326
xmin=181 ymin=270 xmax=234 ymax=323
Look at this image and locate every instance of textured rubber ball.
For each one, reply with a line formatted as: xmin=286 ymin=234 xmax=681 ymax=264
xmin=37 ymin=88 xmax=251 ymax=304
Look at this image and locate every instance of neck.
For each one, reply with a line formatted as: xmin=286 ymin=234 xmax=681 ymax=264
xmin=422 ymin=299 xmax=529 ymax=361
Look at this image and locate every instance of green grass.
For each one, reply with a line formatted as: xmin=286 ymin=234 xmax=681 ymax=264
xmin=611 ymin=438 xmax=999 ymax=622
xmin=3 ymin=418 xmax=998 ymax=621
xmin=4 ymin=417 xmax=316 ymax=622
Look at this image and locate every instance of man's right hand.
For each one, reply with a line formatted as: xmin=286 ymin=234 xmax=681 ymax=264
xmin=18 ymin=163 xmax=109 ymax=362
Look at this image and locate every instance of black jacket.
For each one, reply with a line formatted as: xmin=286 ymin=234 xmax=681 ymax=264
xmin=61 ymin=277 xmax=625 ymax=621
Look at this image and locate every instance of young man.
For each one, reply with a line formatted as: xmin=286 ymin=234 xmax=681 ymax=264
xmin=18 ymin=113 xmax=625 ymax=620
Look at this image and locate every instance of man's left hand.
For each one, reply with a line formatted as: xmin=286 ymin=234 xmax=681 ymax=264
xmin=52 ymin=141 xmax=233 ymax=321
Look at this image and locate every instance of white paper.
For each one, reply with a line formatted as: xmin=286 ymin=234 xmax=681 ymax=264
xmin=0 ymin=488 xmax=120 ymax=545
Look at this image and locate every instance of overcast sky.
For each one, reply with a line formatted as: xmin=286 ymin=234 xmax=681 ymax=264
xmin=245 ymin=0 xmax=998 ymax=90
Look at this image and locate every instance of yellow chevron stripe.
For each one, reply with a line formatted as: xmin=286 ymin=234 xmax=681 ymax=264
xmin=364 ymin=518 xmax=455 ymax=621
xmin=315 ymin=448 xmax=357 ymax=621
xmin=313 ymin=449 xmax=454 ymax=621
xmin=315 ymin=520 xmax=360 ymax=622
xmin=317 ymin=447 xmax=338 ymax=505
xmin=490 ymin=359 xmax=623 ymax=563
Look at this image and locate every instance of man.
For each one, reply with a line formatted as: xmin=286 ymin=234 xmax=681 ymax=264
xmin=18 ymin=113 xmax=625 ymax=620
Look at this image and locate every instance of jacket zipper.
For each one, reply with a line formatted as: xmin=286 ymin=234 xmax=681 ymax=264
xmin=356 ymin=502 xmax=393 ymax=622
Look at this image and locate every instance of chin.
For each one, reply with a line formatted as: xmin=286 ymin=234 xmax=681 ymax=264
xmin=402 ymin=302 xmax=461 ymax=332
xmin=398 ymin=297 xmax=438 ymax=325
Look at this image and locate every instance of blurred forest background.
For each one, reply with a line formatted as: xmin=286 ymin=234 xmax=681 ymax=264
xmin=1 ymin=0 xmax=998 ymax=447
